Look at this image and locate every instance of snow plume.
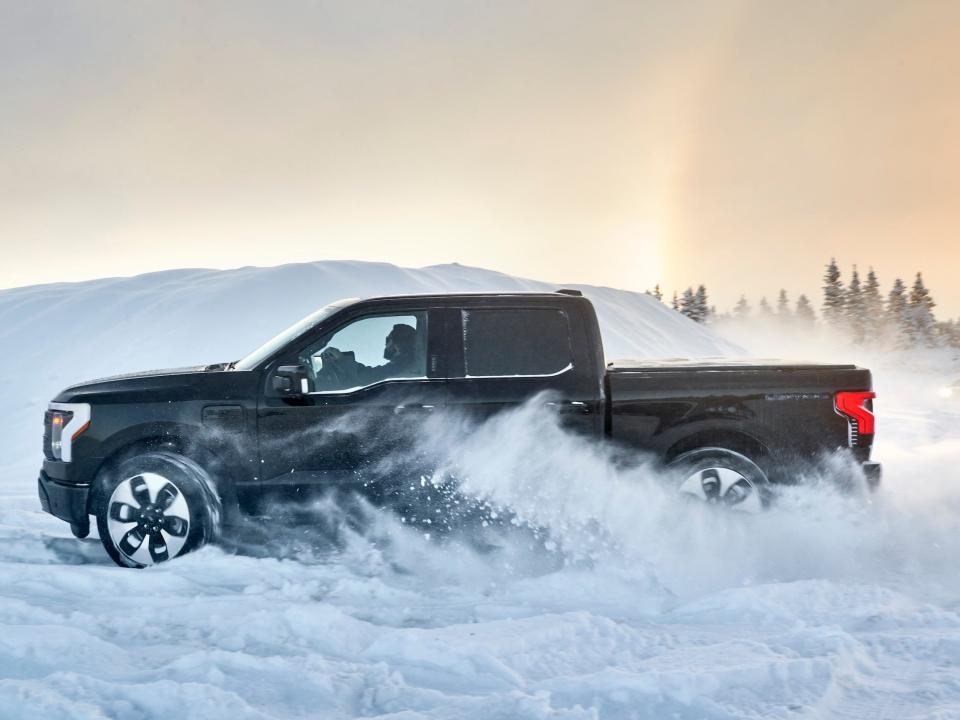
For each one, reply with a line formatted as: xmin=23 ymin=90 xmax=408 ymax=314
xmin=388 ymin=398 xmax=960 ymax=606
xmin=237 ymin=392 xmax=960 ymax=611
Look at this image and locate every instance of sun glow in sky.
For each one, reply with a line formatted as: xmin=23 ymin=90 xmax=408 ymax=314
xmin=2 ymin=1 xmax=959 ymax=315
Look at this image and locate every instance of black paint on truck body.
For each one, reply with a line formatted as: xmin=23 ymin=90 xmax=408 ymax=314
xmin=38 ymin=292 xmax=878 ymax=529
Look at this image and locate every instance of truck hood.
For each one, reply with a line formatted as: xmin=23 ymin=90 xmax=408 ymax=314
xmin=52 ymin=364 xmax=231 ymax=404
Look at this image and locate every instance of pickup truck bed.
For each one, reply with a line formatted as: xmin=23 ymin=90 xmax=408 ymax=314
xmin=607 ymin=358 xmax=874 ymax=483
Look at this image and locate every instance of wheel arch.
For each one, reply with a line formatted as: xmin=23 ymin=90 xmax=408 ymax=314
xmin=664 ymin=426 xmax=771 ymax=468
xmin=87 ymin=429 xmax=228 ymax=517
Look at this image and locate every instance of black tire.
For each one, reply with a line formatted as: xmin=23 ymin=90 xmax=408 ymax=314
xmin=92 ymin=451 xmax=222 ymax=568
xmin=667 ymin=447 xmax=771 ymax=513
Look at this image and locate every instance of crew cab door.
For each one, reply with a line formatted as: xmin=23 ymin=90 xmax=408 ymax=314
xmin=257 ymin=306 xmax=447 ymax=499
xmin=444 ymin=300 xmax=604 ymax=436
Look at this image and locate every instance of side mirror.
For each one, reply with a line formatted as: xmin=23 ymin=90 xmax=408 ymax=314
xmin=272 ymin=364 xmax=309 ymax=395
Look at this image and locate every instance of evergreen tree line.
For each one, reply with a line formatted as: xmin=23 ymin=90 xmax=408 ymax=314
xmin=646 ymin=260 xmax=960 ymax=349
xmin=818 ymin=259 xmax=958 ymax=349
xmin=727 ymin=288 xmax=818 ymax=328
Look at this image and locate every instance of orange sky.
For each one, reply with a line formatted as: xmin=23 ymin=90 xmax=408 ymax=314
xmin=2 ymin=1 xmax=958 ymax=316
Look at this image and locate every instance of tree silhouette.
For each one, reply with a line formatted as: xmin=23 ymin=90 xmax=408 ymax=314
xmin=822 ymin=258 xmax=845 ymax=328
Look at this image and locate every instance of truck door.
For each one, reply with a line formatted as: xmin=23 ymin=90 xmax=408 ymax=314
xmin=257 ymin=306 xmax=447 ymax=500
xmin=443 ymin=301 xmax=604 ymax=436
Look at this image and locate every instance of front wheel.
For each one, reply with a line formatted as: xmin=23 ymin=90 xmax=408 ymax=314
xmin=93 ymin=451 xmax=221 ymax=568
xmin=667 ymin=447 xmax=770 ymax=513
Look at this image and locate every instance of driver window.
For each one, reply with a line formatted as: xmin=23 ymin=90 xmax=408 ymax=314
xmin=303 ymin=313 xmax=427 ymax=392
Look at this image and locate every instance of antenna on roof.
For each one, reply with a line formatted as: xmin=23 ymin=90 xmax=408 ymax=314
xmin=555 ymin=288 xmax=583 ymax=297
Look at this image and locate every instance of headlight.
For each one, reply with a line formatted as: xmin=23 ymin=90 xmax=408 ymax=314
xmin=49 ymin=410 xmax=73 ymax=459
xmin=46 ymin=403 xmax=91 ymax=462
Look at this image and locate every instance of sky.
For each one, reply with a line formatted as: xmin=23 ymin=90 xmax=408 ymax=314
xmin=2 ymin=0 xmax=959 ymax=317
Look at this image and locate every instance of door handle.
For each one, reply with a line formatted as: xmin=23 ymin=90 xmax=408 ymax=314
xmin=393 ymin=403 xmax=436 ymax=414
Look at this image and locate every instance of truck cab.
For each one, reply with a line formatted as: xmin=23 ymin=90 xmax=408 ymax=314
xmin=251 ymin=292 xmax=606 ymax=494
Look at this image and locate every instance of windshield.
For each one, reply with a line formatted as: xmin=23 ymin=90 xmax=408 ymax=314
xmin=233 ymin=298 xmax=358 ymax=370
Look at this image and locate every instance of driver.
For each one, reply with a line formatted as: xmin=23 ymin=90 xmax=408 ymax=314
xmin=318 ymin=323 xmax=419 ymax=389
xmin=364 ymin=323 xmax=418 ymax=382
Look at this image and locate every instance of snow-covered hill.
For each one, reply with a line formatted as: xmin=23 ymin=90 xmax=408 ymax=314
xmin=0 ymin=260 xmax=736 ymax=472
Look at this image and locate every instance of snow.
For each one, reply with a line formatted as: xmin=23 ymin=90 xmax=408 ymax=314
xmin=2 ymin=261 xmax=960 ymax=719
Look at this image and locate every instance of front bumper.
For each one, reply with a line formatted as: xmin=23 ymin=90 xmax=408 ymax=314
xmin=38 ymin=470 xmax=90 ymax=527
xmin=862 ymin=461 xmax=882 ymax=491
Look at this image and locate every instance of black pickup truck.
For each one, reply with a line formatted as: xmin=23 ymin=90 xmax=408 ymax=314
xmin=39 ymin=290 xmax=880 ymax=567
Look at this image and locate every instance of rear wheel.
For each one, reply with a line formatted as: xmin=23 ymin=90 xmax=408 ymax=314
xmin=667 ymin=447 xmax=770 ymax=513
xmin=93 ymin=451 xmax=221 ymax=568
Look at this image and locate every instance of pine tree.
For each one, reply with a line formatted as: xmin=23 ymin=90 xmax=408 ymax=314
xmin=693 ymin=284 xmax=709 ymax=323
xmin=671 ymin=291 xmax=679 ymax=312
xmin=906 ymin=272 xmax=937 ymax=347
xmin=845 ymin=266 xmax=865 ymax=343
xmin=862 ymin=268 xmax=884 ymax=341
xmin=758 ymin=297 xmax=773 ymax=316
xmin=776 ymin=289 xmax=791 ymax=320
xmin=936 ymin=319 xmax=960 ymax=349
xmin=795 ymin=294 xmax=816 ymax=327
xmin=822 ymin=258 xmax=845 ymax=328
xmin=909 ymin=272 xmax=935 ymax=313
xmin=733 ymin=295 xmax=751 ymax=320
xmin=886 ymin=278 xmax=909 ymax=348
xmin=679 ymin=287 xmax=696 ymax=320
xmin=941 ymin=319 xmax=960 ymax=349
xmin=653 ymin=284 xmax=663 ymax=302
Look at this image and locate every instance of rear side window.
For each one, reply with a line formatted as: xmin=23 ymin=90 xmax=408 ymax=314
xmin=462 ymin=308 xmax=572 ymax=377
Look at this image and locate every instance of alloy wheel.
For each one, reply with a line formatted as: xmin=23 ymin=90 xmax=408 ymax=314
xmin=106 ymin=472 xmax=191 ymax=565
xmin=678 ymin=466 xmax=763 ymax=513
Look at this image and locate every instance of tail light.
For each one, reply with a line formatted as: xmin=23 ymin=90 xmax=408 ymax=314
xmin=835 ymin=390 xmax=876 ymax=445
